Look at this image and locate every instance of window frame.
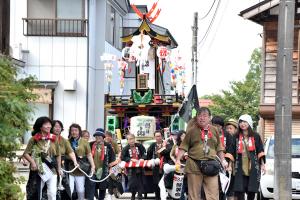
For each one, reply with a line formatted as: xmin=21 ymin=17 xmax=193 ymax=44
xmin=27 ymin=0 xmax=85 ymax=19
xmin=105 ymin=3 xmax=123 ymax=50
xmin=25 ymin=0 xmax=86 ymax=37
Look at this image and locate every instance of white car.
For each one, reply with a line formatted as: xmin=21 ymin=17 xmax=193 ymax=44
xmin=260 ymin=135 xmax=300 ymax=199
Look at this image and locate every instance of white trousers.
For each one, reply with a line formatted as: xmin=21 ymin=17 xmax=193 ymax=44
xmin=40 ymin=175 xmax=57 ymax=200
xmin=69 ymin=175 xmax=85 ymax=200
xmin=158 ymin=176 xmax=168 ymax=200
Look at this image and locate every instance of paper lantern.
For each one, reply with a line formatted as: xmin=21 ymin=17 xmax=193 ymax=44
xmin=156 ymin=46 xmax=169 ymax=59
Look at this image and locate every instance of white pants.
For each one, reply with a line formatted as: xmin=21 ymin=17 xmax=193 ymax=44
xmin=158 ymin=176 xmax=168 ymax=200
xmin=69 ymin=175 xmax=85 ymax=200
xmin=40 ymin=175 xmax=57 ymax=200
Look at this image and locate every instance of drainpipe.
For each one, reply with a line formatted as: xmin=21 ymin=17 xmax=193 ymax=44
xmin=85 ymin=0 xmax=90 ymax=130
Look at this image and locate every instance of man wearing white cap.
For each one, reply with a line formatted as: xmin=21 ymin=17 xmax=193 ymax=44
xmin=233 ymin=114 xmax=266 ymax=200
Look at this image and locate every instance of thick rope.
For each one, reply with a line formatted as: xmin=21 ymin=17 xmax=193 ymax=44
xmin=61 ymin=165 xmax=113 ymax=182
xmin=88 ymin=172 xmax=113 ymax=183
xmin=61 ymin=165 xmax=78 ymax=173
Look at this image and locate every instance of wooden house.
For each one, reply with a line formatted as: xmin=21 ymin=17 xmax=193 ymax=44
xmin=240 ymin=0 xmax=300 ymax=138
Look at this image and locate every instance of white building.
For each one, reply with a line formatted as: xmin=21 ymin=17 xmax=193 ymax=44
xmin=9 ymin=0 xmax=141 ymax=141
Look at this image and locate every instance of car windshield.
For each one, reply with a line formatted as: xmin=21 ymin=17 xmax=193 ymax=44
xmin=267 ymin=138 xmax=300 ymax=158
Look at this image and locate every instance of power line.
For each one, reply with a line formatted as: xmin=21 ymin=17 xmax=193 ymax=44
xmin=198 ymin=0 xmax=221 ymax=47
xmin=199 ymin=0 xmax=217 ymax=20
xmin=198 ymin=0 xmax=229 ymax=56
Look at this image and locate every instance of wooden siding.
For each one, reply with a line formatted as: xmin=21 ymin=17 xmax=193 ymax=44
xmin=264 ymin=119 xmax=300 ymax=139
xmin=263 ymin=21 xmax=300 ymax=105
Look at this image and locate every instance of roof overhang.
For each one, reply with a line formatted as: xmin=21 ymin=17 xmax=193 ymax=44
xmin=121 ymin=18 xmax=178 ymax=48
xmin=240 ymin=0 xmax=279 ymax=19
xmin=239 ymin=0 xmax=280 ymax=24
xmin=260 ymin=104 xmax=300 ymax=119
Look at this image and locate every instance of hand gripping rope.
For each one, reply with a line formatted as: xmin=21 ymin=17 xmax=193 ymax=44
xmin=59 ymin=159 xmax=160 ymax=183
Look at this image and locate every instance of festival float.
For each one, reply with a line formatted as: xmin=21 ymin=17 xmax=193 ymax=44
xmin=103 ymin=2 xmax=186 ymax=142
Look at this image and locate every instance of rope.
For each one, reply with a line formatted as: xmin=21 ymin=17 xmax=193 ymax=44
xmin=61 ymin=165 xmax=93 ymax=178
xmin=61 ymin=165 xmax=78 ymax=173
xmin=61 ymin=165 xmax=114 ymax=182
xmin=77 ymin=167 xmax=93 ymax=178
xmin=88 ymin=172 xmax=113 ymax=183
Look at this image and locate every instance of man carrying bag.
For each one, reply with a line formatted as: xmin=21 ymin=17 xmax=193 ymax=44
xmin=176 ymin=107 xmax=228 ymax=200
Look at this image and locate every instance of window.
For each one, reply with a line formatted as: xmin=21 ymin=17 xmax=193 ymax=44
xmin=24 ymin=0 xmax=87 ymax=36
xmin=105 ymin=3 xmax=123 ymax=49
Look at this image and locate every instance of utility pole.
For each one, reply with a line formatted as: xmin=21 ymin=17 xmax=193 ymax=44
xmin=191 ymin=12 xmax=198 ymax=85
xmin=274 ymin=0 xmax=295 ymax=199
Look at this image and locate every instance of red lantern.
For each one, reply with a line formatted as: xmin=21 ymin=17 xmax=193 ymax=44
xmin=157 ymin=46 xmax=169 ymax=59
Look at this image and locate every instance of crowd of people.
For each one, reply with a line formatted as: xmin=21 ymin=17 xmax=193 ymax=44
xmin=22 ymin=107 xmax=266 ymax=200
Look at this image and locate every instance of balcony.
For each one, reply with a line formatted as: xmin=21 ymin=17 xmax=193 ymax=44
xmin=22 ymin=18 xmax=88 ymax=37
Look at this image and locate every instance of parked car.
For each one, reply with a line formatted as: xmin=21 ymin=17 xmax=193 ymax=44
xmin=260 ymin=135 xmax=300 ymax=199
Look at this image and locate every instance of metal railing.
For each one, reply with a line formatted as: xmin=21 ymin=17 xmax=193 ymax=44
xmin=105 ymin=93 xmax=184 ymax=105
xmin=22 ymin=18 xmax=88 ymax=37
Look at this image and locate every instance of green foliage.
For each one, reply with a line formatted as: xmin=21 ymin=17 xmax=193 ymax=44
xmin=0 ymin=56 xmax=37 ymax=158
xmin=204 ymin=48 xmax=262 ymax=129
xmin=0 ymin=159 xmax=25 ymax=200
xmin=0 ymin=56 xmax=37 ymax=199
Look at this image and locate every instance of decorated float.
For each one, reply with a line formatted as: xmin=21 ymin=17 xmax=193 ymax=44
xmin=103 ymin=2 xmax=186 ymax=142
xmin=101 ymin=2 xmax=189 ymax=197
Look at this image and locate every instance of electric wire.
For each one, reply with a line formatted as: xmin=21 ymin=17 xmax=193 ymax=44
xmin=198 ymin=0 xmax=229 ymax=56
xmin=198 ymin=0 xmax=221 ymax=47
xmin=199 ymin=0 xmax=217 ymax=20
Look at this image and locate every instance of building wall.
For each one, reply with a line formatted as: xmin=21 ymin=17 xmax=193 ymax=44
xmin=10 ymin=0 xmax=88 ymax=138
xmin=87 ymin=0 xmax=106 ymax=132
xmin=264 ymin=119 xmax=300 ymax=138
xmin=10 ymin=0 xmax=151 ymax=135
xmin=260 ymin=20 xmax=300 ymax=136
xmin=262 ymin=21 xmax=299 ymax=104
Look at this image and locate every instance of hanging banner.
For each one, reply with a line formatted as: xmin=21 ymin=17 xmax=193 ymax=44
xmin=130 ymin=116 xmax=156 ymax=140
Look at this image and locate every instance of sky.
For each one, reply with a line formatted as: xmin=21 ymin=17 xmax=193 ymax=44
xmin=130 ymin=0 xmax=263 ymax=97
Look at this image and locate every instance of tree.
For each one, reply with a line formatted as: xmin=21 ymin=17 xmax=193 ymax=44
xmin=0 ymin=56 xmax=37 ymax=199
xmin=204 ymin=48 xmax=262 ymax=129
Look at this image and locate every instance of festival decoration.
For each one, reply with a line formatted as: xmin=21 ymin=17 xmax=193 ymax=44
xmin=132 ymin=89 xmax=153 ymax=104
xmin=117 ymin=60 xmax=128 ymax=94
xmin=130 ymin=116 xmax=156 ymax=139
xmin=119 ymin=158 xmax=160 ymax=168
xmin=169 ymin=50 xmax=186 ymax=94
xmin=156 ymin=46 xmax=170 ymax=73
xmin=121 ymin=46 xmax=131 ymax=61
xmin=121 ymin=46 xmax=135 ymax=75
xmin=157 ymin=46 xmax=169 ymax=59
xmin=170 ymin=64 xmax=177 ymax=91
xmin=131 ymin=33 xmax=151 ymax=69
xmin=101 ymin=53 xmax=116 ymax=93
xmin=131 ymin=1 xmax=161 ymax=23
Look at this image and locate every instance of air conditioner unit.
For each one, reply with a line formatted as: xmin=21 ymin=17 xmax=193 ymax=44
xmin=62 ymin=80 xmax=77 ymax=91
